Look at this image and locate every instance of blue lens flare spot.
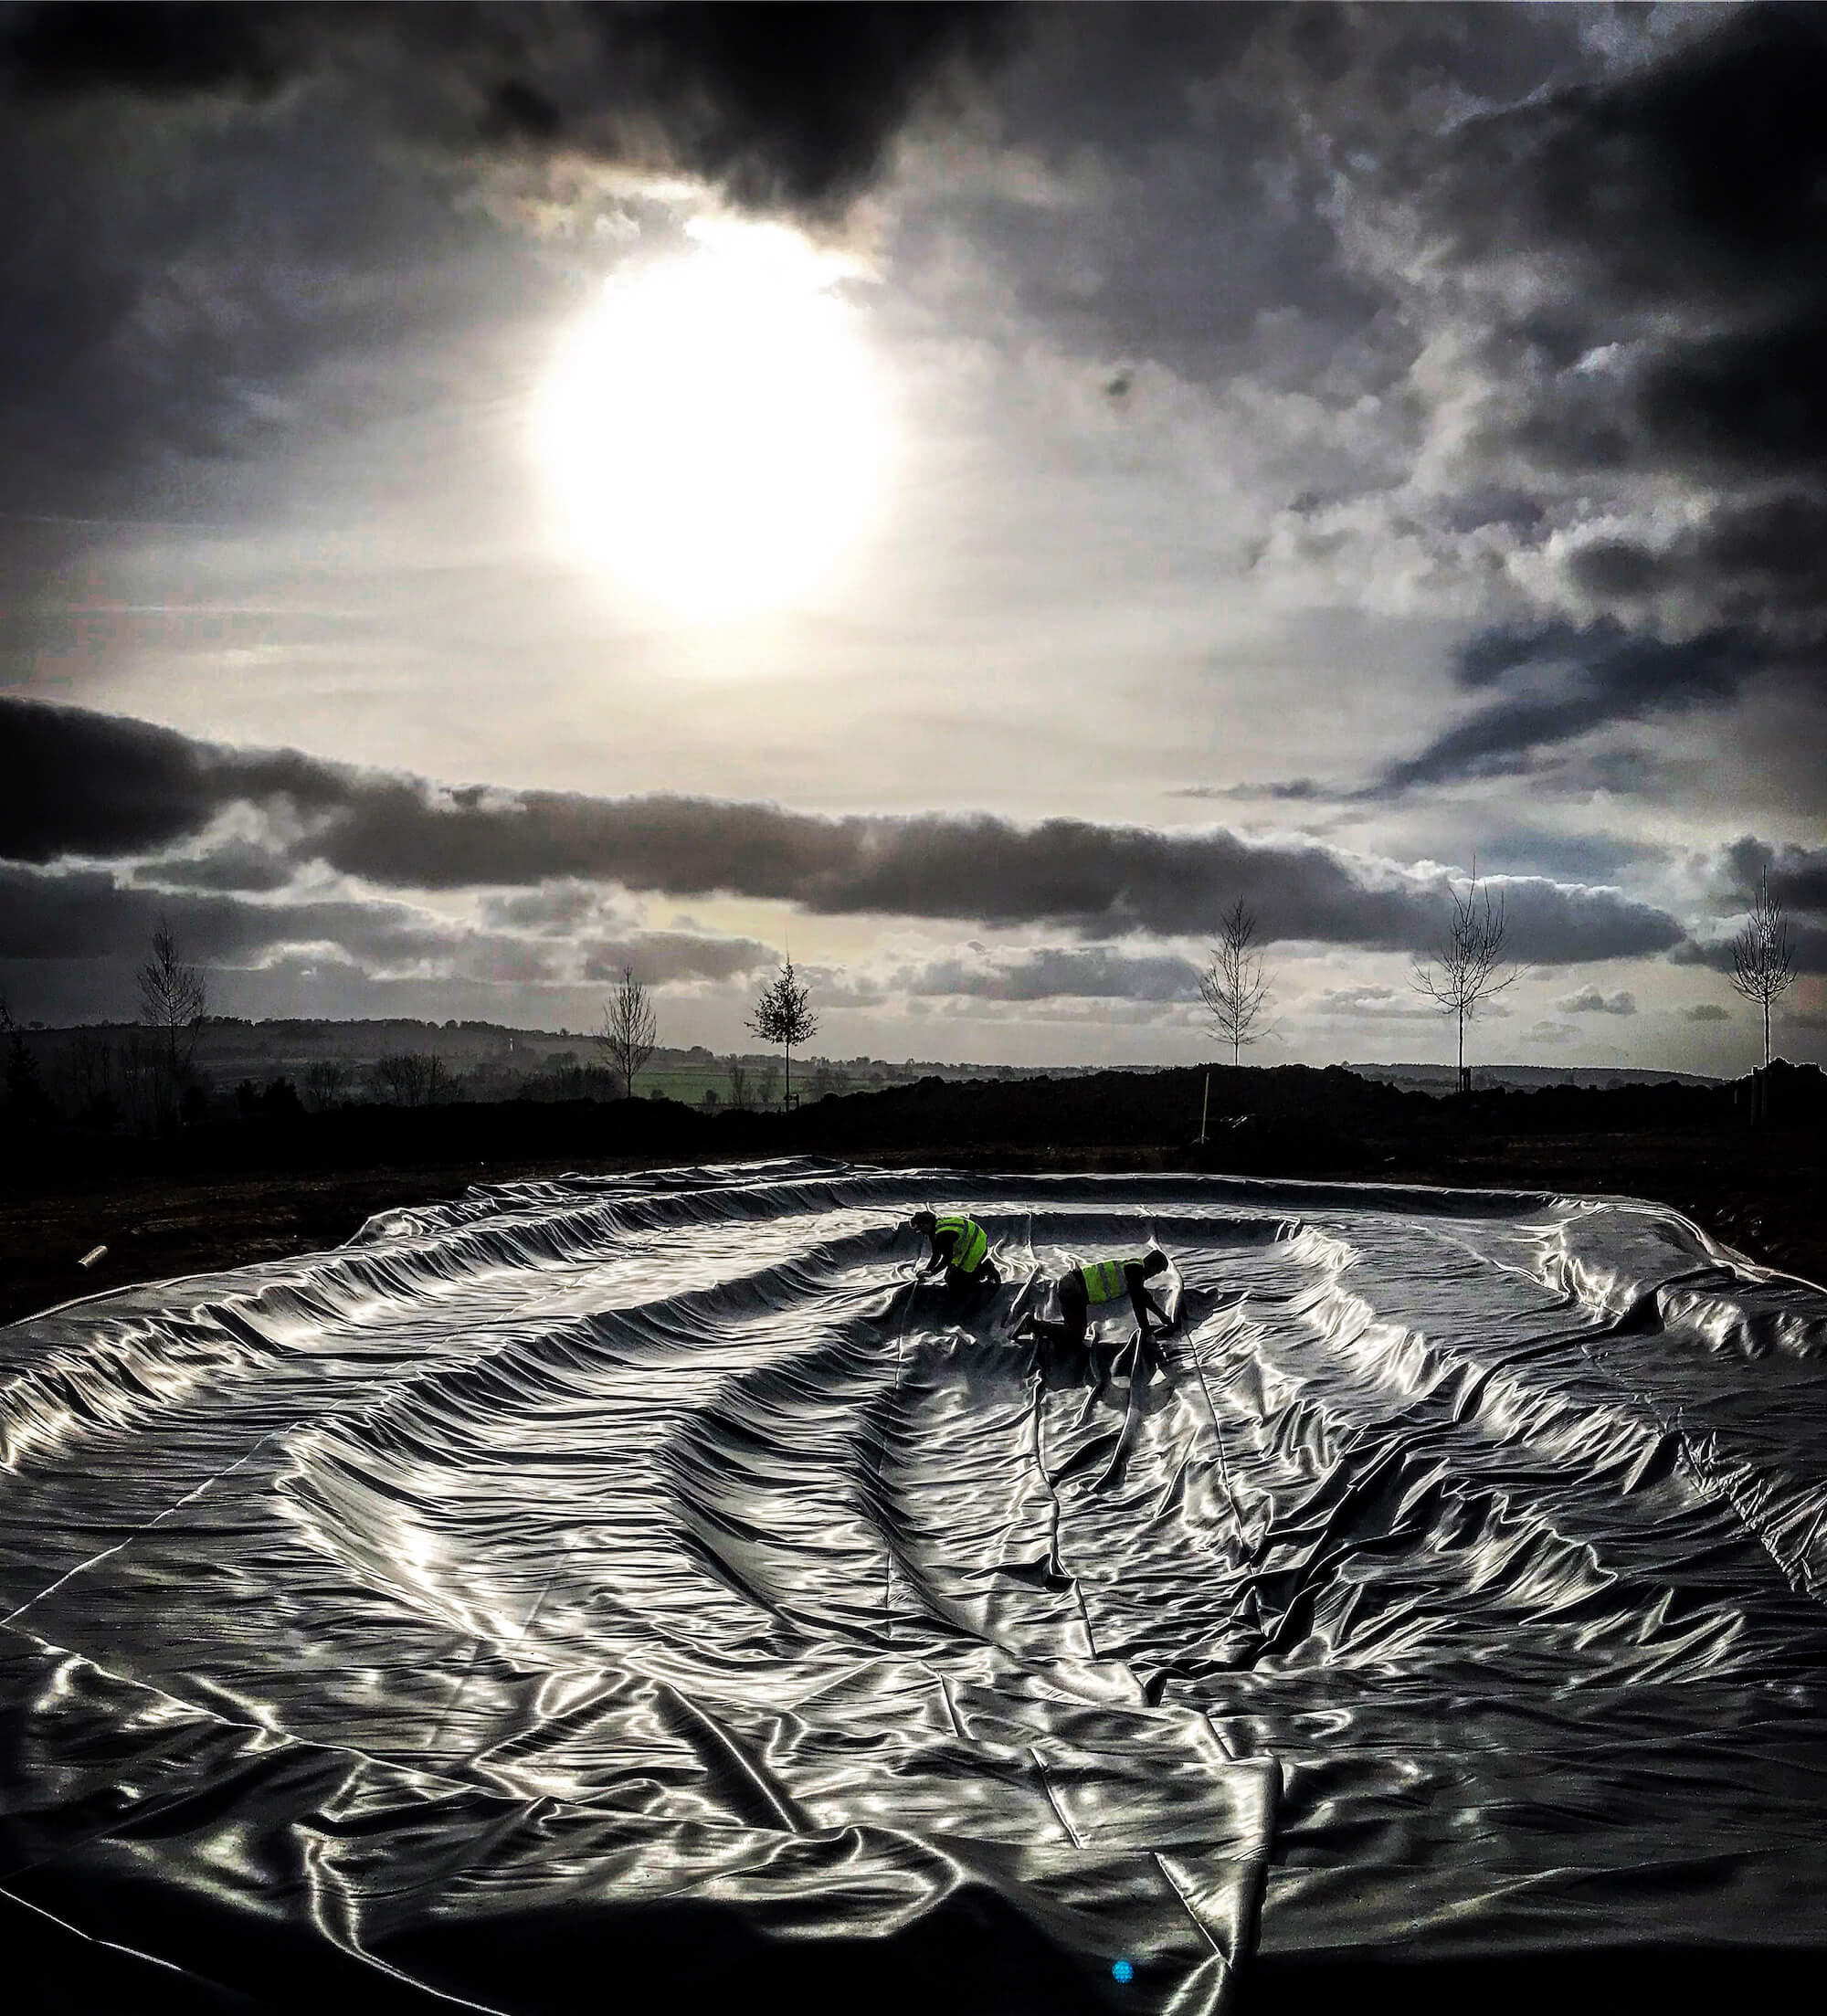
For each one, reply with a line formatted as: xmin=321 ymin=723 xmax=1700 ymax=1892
xmin=1112 ymin=1959 xmax=1135 ymax=1984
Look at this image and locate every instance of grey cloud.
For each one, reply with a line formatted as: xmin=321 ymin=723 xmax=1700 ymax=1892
xmin=1477 ymin=826 xmax=1665 ymax=886
xmin=1529 ymin=1020 xmax=1577 ymax=1046
xmin=480 ymin=881 xmax=614 ymax=934
xmin=0 ymin=702 xmax=1690 ymax=966
xmin=1683 ymin=1003 xmax=1729 ymax=1023
xmin=0 ymin=861 xmax=774 ymax=994
xmin=1556 ymin=987 xmax=1636 ymax=1017
xmin=132 ymin=837 xmax=299 ymax=894
xmin=0 ymin=862 xmax=459 ymax=969
xmin=1167 ymin=778 xmax=1330 ymax=804
xmin=887 ymin=945 xmax=1202 ymax=1003
xmin=581 ymin=934 xmax=776 ymax=987
xmin=927 ymin=5 xmax=1598 ymax=408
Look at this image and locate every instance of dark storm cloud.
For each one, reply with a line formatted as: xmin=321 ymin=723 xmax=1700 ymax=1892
xmin=1439 ymin=7 xmax=1827 ymax=317
xmin=1566 ymin=494 xmax=1827 ymax=641
xmin=1674 ymin=836 xmax=1827 ymax=979
xmin=1416 ymin=7 xmax=1827 ymax=646
xmin=0 ymin=699 xmax=344 ymax=863
xmin=1711 ymin=838 xmax=1827 ymax=919
xmin=1371 ymin=623 xmax=1747 ymax=795
xmin=1674 ymin=925 xmax=1827 ymax=983
xmin=3 ymin=2 xmax=1012 ymax=215
xmin=0 ymin=700 xmax=1687 ymax=966
xmin=1429 ymin=4 xmax=1827 ymax=485
xmin=5 ymin=3 xmax=287 ymax=100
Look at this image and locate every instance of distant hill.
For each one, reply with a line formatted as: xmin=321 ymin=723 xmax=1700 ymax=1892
xmin=1346 ymin=1061 xmax=1723 ymax=1096
xmin=7 ymin=1019 xmax=1110 ymax=1109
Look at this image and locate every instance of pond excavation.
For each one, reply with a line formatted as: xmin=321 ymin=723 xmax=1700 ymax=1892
xmin=3 ymin=1158 xmax=1825 ymax=2013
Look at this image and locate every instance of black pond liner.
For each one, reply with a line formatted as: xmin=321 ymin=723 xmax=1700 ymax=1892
xmin=3 ymin=1158 xmax=1824 ymax=2014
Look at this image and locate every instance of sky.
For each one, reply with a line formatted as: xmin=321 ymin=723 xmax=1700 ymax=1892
xmin=1 ymin=1 xmax=1822 ymax=1072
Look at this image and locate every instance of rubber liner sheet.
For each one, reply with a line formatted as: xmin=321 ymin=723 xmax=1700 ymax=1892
xmin=2 ymin=1158 xmax=1825 ymax=2012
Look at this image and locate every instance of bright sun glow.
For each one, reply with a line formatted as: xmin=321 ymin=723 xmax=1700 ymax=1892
xmin=534 ymin=221 xmax=891 ymax=622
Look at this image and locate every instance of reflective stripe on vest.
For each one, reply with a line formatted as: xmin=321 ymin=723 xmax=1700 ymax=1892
xmin=1082 ymin=1256 xmax=1144 ymax=1304
xmin=935 ymin=1213 xmax=988 ymax=1274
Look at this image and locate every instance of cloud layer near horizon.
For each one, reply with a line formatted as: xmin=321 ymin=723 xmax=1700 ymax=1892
xmin=2 ymin=698 xmax=1686 ymax=967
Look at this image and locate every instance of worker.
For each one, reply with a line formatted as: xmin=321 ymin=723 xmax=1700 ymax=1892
xmin=908 ymin=1209 xmax=1002 ymax=1297
xmin=1018 ymin=1249 xmax=1174 ymax=1377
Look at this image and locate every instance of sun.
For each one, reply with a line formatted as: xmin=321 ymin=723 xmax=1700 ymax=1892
xmin=534 ymin=221 xmax=891 ymax=622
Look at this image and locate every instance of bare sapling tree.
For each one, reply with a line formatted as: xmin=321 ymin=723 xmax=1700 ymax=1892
xmin=1 ymin=996 xmax=53 ymax=1126
xmin=1729 ymin=867 xmax=1795 ymax=1088
xmin=1199 ymin=899 xmax=1273 ymax=1065
xmin=374 ymin=1052 xmax=438 ymax=1106
xmin=303 ymin=1059 xmax=352 ymax=1111
xmin=748 ymin=960 xmax=818 ymax=1111
xmin=138 ymin=917 xmax=206 ymax=1128
xmin=597 ymin=966 xmax=659 ymax=1100
xmin=1411 ymin=871 xmax=1524 ymax=1093
xmin=725 ymin=1055 xmax=751 ymax=1112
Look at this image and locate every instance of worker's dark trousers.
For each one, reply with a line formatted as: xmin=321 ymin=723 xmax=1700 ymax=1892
xmin=1054 ymin=1278 xmax=1092 ymax=1346
xmin=1052 ymin=1278 xmax=1150 ymax=1381
xmin=943 ymin=1258 xmax=1000 ymax=1300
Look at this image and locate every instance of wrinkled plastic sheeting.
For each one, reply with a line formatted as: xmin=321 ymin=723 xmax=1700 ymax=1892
xmin=2 ymin=1159 xmax=1826 ymax=2010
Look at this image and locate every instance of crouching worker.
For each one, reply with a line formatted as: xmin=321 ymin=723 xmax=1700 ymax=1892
xmin=1020 ymin=1250 xmax=1173 ymax=1378
xmin=909 ymin=1209 xmax=1002 ymax=1300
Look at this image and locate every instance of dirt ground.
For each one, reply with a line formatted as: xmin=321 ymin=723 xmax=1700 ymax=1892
xmin=0 ymin=1157 xmax=656 ymax=1329
xmin=1 ymin=1132 xmax=1820 ymax=1331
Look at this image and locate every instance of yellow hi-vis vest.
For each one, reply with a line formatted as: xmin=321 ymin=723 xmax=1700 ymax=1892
xmin=935 ymin=1213 xmax=988 ymax=1274
xmin=1082 ymin=1257 xmax=1145 ymax=1304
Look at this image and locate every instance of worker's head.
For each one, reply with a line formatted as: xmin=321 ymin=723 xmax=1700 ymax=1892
xmin=1141 ymin=1250 xmax=1169 ymax=1279
xmin=910 ymin=1209 xmax=937 ymax=1235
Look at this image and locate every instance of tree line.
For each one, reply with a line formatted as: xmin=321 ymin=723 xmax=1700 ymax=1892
xmin=0 ymin=867 xmax=1803 ymax=1138
xmin=1199 ymin=864 xmax=1799 ymax=1095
